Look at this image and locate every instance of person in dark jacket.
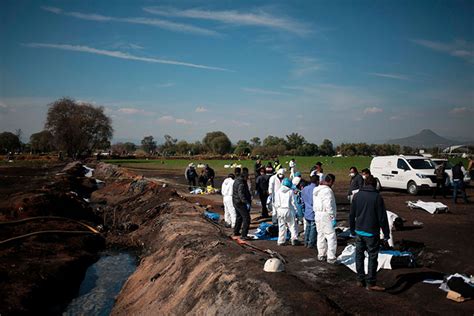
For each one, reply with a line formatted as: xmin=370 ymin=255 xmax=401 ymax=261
xmin=255 ymin=167 xmax=271 ymax=218
xmin=185 ymin=164 xmax=198 ymax=191
xmin=452 ymin=162 xmax=469 ymax=204
xmin=254 ymin=159 xmax=262 ymax=176
xmin=350 ymin=175 xmax=390 ymax=291
xmin=432 ymin=163 xmax=447 ymax=198
xmin=348 ymin=167 xmax=364 ymax=203
xmin=204 ymin=164 xmax=215 ymax=188
xmin=233 ymin=167 xmax=252 ymax=239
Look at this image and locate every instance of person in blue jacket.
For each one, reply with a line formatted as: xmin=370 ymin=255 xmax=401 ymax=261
xmin=301 ymin=174 xmax=319 ymax=248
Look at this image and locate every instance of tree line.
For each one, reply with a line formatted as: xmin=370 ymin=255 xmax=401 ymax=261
xmin=0 ymin=97 xmax=459 ymax=158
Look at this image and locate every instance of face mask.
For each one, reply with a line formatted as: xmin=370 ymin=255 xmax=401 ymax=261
xmin=278 ymin=174 xmax=284 ymax=179
xmin=362 ymin=175 xmax=367 ymax=179
xmin=349 ymin=173 xmax=355 ymax=177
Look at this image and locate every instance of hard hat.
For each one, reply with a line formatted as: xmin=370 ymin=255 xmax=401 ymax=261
xmin=282 ymin=178 xmax=292 ymax=188
xmin=263 ymin=258 xmax=285 ymax=272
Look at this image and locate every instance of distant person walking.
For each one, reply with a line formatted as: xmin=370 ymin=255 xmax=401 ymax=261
xmin=348 ymin=167 xmax=364 ymax=203
xmin=468 ymin=157 xmax=474 ymax=179
xmin=313 ymin=174 xmax=338 ymax=264
xmin=452 ymin=162 xmax=469 ymax=204
xmin=349 ymin=175 xmax=390 ymax=291
xmin=221 ymin=173 xmax=237 ymax=228
xmin=302 ymin=174 xmax=319 ymax=248
xmin=432 ymin=163 xmax=447 ymax=198
xmin=255 ymin=167 xmax=271 ymax=218
xmin=232 ymin=168 xmax=252 ymax=240
xmin=254 ymin=159 xmax=262 ymax=177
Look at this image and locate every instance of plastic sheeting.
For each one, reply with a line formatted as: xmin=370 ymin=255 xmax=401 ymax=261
xmin=408 ymin=200 xmax=448 ymax=214
xmin=337 ymin=244 xmax=393 ymax=273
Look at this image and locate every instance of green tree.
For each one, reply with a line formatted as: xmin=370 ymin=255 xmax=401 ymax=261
xmin=123 ymin=142 xmax=137 ymax=153
xmin=250 ymin=137 xmax=261 ymax=147
xmin=203 ymin=131 xmax=231 ymax=154
xmin=286 ymin=133 xmax=306 ymax=150
xmin=141 ymin=135 xmax=157 ymax=154
xmin=30 ymin=130 xmax=55 ymax=153
xmin=234 ymin=140 xmax=252 ymax=155
xmin=0 ymin=131 xmax=21 ymax=153
xmin=319 ymin=139 xmax=335 ymax=156
xmin=263 ymin=135 xmax=287 ymax=148
xmin=45 ymin=98 xmax=113 ymax=157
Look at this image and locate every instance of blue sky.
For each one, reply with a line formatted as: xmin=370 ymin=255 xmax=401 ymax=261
xmin=1 ymin=0 xmax=473 ymax=144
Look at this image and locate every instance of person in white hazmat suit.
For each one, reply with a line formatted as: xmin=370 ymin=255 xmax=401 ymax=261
xmin=268 ymin=168 xmax=285 ymax=224
xmin=274 ymin=178 xmax=300 ymax=246
xmin=313 ymin=174 xmax=338 ymax=264
xmin=221 ymin=173 xmax=237 ymax=228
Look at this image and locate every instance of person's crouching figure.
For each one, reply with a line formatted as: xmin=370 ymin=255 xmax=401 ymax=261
xmin=350 ymin=175 xmax=390 ymax=291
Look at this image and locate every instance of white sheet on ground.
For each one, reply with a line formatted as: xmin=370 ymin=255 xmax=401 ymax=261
xmin=337 ymin=244 xmax=393 ymax=273
xmin=84 ymin=166 xmax=94 ymax=178
xmin=439 ymin=273 xmax=473 ymax=293
xmin=407 ymin=200 xmax=448 ymax=214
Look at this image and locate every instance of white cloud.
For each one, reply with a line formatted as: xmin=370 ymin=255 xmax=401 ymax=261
xmin=411 ymin=39 xmax=474 ymax=63
xmin=369 ymin=72 xmax=410 ymax=80
xmin=363 ymin=107 xmax=383 ymax=114
xmin=24 ymin=43 xmax=231 ymax=71
xmin=242 ymin=87 xmax=290 ymax=96
xmin=290 ymin=56 xmax=323 ymax=77
xmin=158 ymin=115 xmax=175 ymax=122
xmin=450 ymin=107 xmax=473 ymax=115
xmin=42 ymin=6 xmax=219 ymax=37
xmin=143 ymin=7 xmax=311 ymax=36
xmin=155 ymin=82 xmax=175 ymax=88
xmin=195 ymin=106 xmax=208 ymax=112
xmin=158 ymin=115 xmax=192 ymax=125
xmin=175 ymin=118 xmax=192 ymax=125
xmin=231 ymin=120 xmax=250 ymax=127
xmin=117 ymin=108 xmax=152 ymax=115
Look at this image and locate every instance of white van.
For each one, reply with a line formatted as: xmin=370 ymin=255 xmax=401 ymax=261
xmin=370 ymin=155 xmax=436 ymax=195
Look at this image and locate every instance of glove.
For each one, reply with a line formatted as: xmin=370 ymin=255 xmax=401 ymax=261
xmin=246 ymin=203 xmax=251 ymax=210
xmin=347 ymin=195 xmax=351 ymax=201
xmin=332 ymin=219 xmax=337 ymax=228
xmin=349 ymin=232 xmax=356 ymax=238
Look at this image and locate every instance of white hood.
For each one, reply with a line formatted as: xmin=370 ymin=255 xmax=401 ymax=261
xmin=313 ymin=185 xmax=337 ymax=216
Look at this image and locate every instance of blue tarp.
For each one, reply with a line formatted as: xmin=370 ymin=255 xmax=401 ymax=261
xmin=204 ymin=211 xmax=220 ymax=222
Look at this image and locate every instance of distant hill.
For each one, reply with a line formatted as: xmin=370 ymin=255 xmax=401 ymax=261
xmin=386 ymin=129 xmax=460 ymax=148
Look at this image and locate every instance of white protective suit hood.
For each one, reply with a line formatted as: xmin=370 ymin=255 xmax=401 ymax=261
xmin=313 ymin=185 xmax=337 ymax=217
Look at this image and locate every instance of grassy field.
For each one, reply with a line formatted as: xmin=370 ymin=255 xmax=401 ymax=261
xmin=104 ymin=155 xmax=373 ymax=179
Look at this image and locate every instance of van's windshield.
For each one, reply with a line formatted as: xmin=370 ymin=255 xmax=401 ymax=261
xmin=407 ymin=159 xmax=434 ymax=169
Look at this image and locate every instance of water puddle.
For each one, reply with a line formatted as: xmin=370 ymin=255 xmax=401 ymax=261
xmin=63 ymin=252 xmax=137 ymax=316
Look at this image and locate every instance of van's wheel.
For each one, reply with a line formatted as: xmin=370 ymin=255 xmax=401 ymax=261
xmin=407 ymin=181 xmax=418 ymax=195
xmin=375 ymin=178 xmax=382 ymax=191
